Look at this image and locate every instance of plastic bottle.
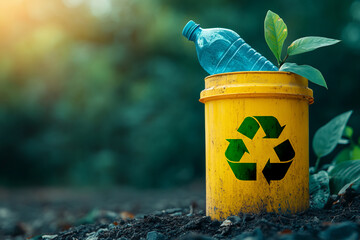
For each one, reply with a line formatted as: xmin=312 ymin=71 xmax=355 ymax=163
xmin=182 ymin=20 xmax=278 ymax=75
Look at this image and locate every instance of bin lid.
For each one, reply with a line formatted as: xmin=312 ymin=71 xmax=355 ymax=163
xmin=200 ymin=71 xmax=314 ymax=104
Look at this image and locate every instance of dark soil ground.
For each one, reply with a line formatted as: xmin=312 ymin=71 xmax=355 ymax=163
xmin=0 ymin=182 xmax=359 ymax=240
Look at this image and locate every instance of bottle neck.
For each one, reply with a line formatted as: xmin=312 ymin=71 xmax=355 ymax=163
xmin=182 ymin=20 xmax=201 ymax=41
xmin=189 ymin=27 xmax=201 ymax=42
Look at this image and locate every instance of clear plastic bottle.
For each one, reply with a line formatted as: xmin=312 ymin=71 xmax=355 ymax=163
xmin=182 ymin=20 xmax=278 ymax=75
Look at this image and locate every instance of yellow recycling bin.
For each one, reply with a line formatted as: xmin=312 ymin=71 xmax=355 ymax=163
xmin=200 ymin=71 xmax=314 ymax=220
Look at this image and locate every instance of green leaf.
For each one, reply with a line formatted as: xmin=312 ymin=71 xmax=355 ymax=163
xmin=333 ymin=144 xmax=360 ymax=165
xmin=333 ymin=147 xmax=352 ymax=165
xmin=309 ymin=170 xmax=330 ymax=209
xmin=279 ymin=62 xmax=327 ymax=88
xmin=351 ymin=145 xmax=360 ymax=159
xmin=287 ymin=37 xmax=341 ymax=56
xmin=329 ymin=160 xmax=360 ymax=194
xmin=312 ymin=110 xmax=353 ymax=158
xmin=264 ymin=10 xmax=288 ymax=65
xmin=338 ymin=177 xmax=360 ymax=194
xmin=344 ymin=126 xmax=354 ymax=139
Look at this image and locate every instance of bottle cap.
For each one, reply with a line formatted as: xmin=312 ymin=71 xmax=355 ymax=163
xmin=182 ymin=20 xmax=200 ymax=41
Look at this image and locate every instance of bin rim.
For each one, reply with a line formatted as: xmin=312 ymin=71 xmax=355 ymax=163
xmin=204 ymin=71 xmax=297 ymax=80
xmin=200 ymin=71 xmax=314 ymax=104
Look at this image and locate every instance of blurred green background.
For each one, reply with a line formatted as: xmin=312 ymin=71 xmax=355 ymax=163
xmin=0 ymin=0 xmax=359 ymax=188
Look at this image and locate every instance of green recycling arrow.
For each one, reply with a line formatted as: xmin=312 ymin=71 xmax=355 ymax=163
xmin=238 ymin=116 xmax=285 ymax=139
xmin=263 ymin=139 xmax=295 ymax=184
xmin=225 ymin=116 xmax=294 ymax=184
xmin=254 ymin=116 xmax=285 ymax=138
xmin=225 ymin=139 xmax=249 ymax=162
xmin=225 ymin=139 xmax=256 ymax=180
xmin=237 ymin=117 xmax=260 ymax=140
xmin=274 ymin=139 xmax=295 ymax=162
xmin=228 ymin=161 xmax=257 ymax=181
xmin=262 ymin=160 xmax=292 ymax=184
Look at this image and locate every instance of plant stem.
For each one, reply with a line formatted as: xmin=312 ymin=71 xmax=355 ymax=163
xmin=314 ymin=157 xmax=321 ymax=173
xmin=279 ymin=54 xmax=289 ymax=68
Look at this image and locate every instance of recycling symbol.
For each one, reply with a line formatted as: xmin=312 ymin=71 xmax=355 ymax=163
xmin=225 ymin=116 xmax=295 ymax=184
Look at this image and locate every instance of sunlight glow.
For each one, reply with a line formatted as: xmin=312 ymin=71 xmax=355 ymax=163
xmin=62 ymin=0 xmax=84 ymax=8
xmin=89 ymin=0 xmax=112 ymax=17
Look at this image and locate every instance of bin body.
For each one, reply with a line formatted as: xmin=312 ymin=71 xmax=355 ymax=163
xmin=200 ymin=72 xmax=313 ymax=220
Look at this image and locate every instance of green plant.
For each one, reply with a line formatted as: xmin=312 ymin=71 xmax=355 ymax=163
xmin=310 ymin=111 xmax=360 ymax=208
xmin=264 ymin=10 xmax=340 ymax=89
xmin=328 ymin=124 xmax=360 ymax=195
xmin=329 ymin=160 xmax=360 ymax=194
xmin=332 ymin=126 xmax=360 ymax=164
xmin=312 ymin=110 xmax=353 ymax=172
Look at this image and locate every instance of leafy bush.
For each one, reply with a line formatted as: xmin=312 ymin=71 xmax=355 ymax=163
xmin=310 ymin=111 xmax=360 ymax=208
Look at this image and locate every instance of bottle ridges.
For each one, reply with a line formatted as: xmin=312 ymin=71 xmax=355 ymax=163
xmin=215 ymin=37 xmax=277 ymax=74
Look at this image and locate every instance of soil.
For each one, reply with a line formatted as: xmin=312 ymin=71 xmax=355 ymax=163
xmin=0 ymin=182 xmax=359 ymax=240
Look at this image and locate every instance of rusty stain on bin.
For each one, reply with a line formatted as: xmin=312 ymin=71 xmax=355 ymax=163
xmin=200 ymin=71 xmax=313 ymax=220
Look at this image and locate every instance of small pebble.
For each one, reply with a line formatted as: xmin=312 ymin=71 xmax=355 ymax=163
xmin=146 ymin=231 xmax=166 ymax=240
xmin=170 ymin=212 xmax=182 ymax=217
xmin=220 ymin=219 xmax=232 ymax=227
xmin=42 ymin=235 xmax=58 ymax=240
xmin=164 ymin=208 xmax=182 ymax=214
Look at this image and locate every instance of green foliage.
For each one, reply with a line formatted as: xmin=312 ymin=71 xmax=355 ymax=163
xmin=329 ymin=160 xmax=360 ymax=194
xmin=309 ymin=170 xmax=330 ymax=209
xmin=287 ymin=37 xmax=340 ymax=56
xmin=327 ymin=123 xmax=360 ymax=194
xmin=0 ymin=0 xmax=205 ymax=188
xmin=279 ymin=63 xmax=327 ymax=89
xmin=264 ymin=10 xmax=288 ymax=65
xmin=343 ymin=126 xmax=354 ymax=139
xmin=333 ymin=148 xmax=353 ymax=165
xmin=311 ymin=111 xmax=360 ymax=198
xmin=312 ymin=110 xmax=352 ymax=160
xmin=264 ymin=10 xmax=340 ymax=89
xmin=331 ymin=125 xmax=360 ymax=166
xmin=333 ymin=145 xmax=360 ymax=165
